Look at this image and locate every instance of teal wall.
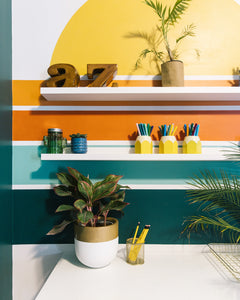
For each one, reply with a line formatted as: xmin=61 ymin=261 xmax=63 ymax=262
xmin=0 ymin=0 xmax=12 ymax=298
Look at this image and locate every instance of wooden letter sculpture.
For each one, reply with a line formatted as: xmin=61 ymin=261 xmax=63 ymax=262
xmin=87 ymin=64 xmax=118 ymax=87
xmin=42 ymin=64 xmax=80 ymax=87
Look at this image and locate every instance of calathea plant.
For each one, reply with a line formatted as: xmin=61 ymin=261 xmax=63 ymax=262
xmin=48 ymin=167 xmax=129 ymax=235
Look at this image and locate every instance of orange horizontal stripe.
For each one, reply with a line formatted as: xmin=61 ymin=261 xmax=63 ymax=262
xmin=13 ymin=111 xmax=240 ymax=141
xmin=13 ymin=80 xmax=238 ymax=106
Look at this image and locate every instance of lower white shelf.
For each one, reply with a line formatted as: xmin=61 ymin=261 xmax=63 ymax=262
xmin=41 ymin=153 xmax=231 ymax=161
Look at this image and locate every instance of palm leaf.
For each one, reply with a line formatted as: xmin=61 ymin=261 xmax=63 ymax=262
xmin=166 ymin=0 xmax=192 ymax=26
xmin=176 ymin=23 xmax=196 ymax=44
xmin=185 ymin=170 xmax=240 ymax=242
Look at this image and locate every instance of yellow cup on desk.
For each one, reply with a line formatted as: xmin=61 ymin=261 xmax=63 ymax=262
xmin=159 ymin=136 xmax=178 ymax=154
xmin=183 ymin=136 xmax=202 ymax=154
xmin=135 ymin=136 xmax=153 ymax=154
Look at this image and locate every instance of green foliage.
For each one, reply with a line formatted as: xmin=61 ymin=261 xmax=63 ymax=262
xmin=128 ymin=0 xmax=196 ymax=70
xmin=47 ymin=167 xmax=130 ymax=235
xmin=70 ymin=133 xmax=87 ymax=138
xmin=183 ymin=170 xmax=240 ymax=243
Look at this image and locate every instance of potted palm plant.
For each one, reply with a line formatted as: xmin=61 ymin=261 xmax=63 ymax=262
xmin=47 ymin=167 xmax=129 ymax=268
xmin=134 ymin=0 xmax=196 ymax=86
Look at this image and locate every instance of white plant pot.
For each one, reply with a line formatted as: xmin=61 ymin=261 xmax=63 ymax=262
xmin=74 ymin=218 xmax=118 ymax=268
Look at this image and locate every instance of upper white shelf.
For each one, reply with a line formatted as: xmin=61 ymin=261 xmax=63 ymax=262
xmin=40 ymin=86 xmax=240 ymax=101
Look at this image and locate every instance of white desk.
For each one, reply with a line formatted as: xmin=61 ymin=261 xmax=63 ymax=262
xmin=36 ymin=245 xmax=240 ymax=300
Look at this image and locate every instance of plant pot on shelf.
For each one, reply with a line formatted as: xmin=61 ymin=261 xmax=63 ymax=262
xmin=74 ymin=218 xmax=118 ymax=268
xmin=161 ymin=60 xmax=184 ymax=87
xmin=71 ymin=137 xmax=87 ymax=153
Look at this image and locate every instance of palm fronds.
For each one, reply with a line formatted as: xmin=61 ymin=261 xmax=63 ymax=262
xmin=184 ymin=170 xmax=240 ymax=243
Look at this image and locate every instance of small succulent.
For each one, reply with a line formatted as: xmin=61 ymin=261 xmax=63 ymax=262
xmin=70 ymin=133 xmax=87 ymax=138
xmin=47 ymin=167 xmax=130 ymax=235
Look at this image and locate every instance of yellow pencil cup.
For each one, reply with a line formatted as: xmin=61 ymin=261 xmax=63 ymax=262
xmin=126 ymin=238 xmax=144 ymax=265
xmin=183 ymin=136 xmax=202 ymax=154
xmin=159 ymin=136 xmax=178 ymax=154
xmin=135 ymin=136 xmax=153 ymax=154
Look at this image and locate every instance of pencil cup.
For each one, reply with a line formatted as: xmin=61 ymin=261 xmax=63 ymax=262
xmin=159 ymin=136 xmax=178 ymax=154
xmin=126 ymin=238 xmax=144 ymax=265
xmin=135 ymin=136 xmax=153 ymax=154
xmin=183 ymin=136 xmax=202 ymax=154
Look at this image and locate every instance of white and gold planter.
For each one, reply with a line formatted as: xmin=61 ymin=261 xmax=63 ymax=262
xmin=74 ymin=218 xmax=118 ymax=268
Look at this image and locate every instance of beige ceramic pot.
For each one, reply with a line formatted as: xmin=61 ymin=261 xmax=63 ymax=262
xmin=161 ymin=60 xmax=184 ymax=87
xmin=74 ymin=217 xmax=118 ymax=268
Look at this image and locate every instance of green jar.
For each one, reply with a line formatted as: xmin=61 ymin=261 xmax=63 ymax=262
xmin=43 ymin=128 xmax=67 ymax=153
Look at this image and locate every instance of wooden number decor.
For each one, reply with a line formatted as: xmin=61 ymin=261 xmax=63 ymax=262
xmin=42 ymin=64 xmax=80 ymax=87
xmin=87 ymin=64 xmax=118 ymax=87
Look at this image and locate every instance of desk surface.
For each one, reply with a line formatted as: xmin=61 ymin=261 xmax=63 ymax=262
xmin=36 ymin=245 xmax=240 ymax=300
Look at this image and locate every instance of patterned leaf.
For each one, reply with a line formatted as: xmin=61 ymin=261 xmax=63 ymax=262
xmin=77 ymin=211 xmax=94 ymax=225
xmin=77 ymin=181 xmax=93 ymax=201
xmin=47 ymin=220 xmax=73 ymax=235
xmin=56 ymin=172 xmax=76 ymax=186
xmin=74 ymin=199 xmax=87 ymax=212
xmin=54 ymin=185 xmax=72 ymax=197
xmin=68 ymin=167 xmax=93 ymax=187
xmin=56 ymin=204 xmax=75 ymax=212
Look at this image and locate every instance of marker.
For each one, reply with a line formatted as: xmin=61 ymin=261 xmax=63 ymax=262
xmin=172 ymin=126 xmax=178 ymax=136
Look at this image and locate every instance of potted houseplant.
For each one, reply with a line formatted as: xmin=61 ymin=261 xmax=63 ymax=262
xmin=134 ymin=0 xmax=196 ymax=86
xmin=47 ymin=167 xmax=129 ymax=268
xmin=70 ymin=133 xmax=87 ymax=153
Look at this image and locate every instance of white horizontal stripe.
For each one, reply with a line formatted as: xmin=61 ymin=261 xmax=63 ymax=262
xmin=12 ymin=184 xmax=190 ymax=190
xmin=13 ymin=105 xmax=240 ymax=111
xmin=79 ymin=75 xmax=239 ymax=81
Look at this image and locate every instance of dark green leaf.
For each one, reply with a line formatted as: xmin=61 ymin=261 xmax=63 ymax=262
xmin=56 ymin=172 xmax=76 ymax=186
xmin=68 ymin=167 xmax=93 ymax=187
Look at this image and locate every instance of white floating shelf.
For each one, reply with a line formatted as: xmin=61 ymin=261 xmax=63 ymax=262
xmin=41 ymin=86 xmax=240 ymax=101
xmin=41 ymin=153 xmax=231 ymax=161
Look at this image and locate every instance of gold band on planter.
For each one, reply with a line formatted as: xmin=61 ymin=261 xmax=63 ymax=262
xmin=74 ymin=218 xmax=118 ymax=243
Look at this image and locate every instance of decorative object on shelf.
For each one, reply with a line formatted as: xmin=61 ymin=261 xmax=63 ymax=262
xmin=42 ymin=63 xmax=80 ymax=87
xmin=126 ymin=223 xmax=150 ymax=265
xmin=43 ymin=128 xmax=67 ymax=153
xmin=159 ymin=136 xmax=178 ymax=154
xmin=158 ymin=124 xmax=178 ymax=153
xmin=70 ymin=133 xmax=87 ymax=154
xmin=47 ymin=167 xmax=129 ymax=268
xmin=133 ymin=0 xmax=196 ymax=87
xmin=183 ymin=163 xmax=240 ymax=243
xmin=182 ymin=123 xmax=201 ymax=153
xmin=87 ymin=64 xmax=118 ymax=87
xmin=135 ymin=123 xmax=153 ymax=154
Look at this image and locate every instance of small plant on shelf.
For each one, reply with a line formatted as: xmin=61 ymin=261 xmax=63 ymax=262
xmin=69 ymin=133 xmax=87 ymax=138
xmin=70 ymin=133 xmax=87 ymax=153
xmin=129 ymin=0 xmax=196 ymax=86
xmin=48 ymin=167 xmax=129 ymax=234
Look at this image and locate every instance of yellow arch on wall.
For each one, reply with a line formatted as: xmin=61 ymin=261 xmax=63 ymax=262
xmin=51 ymin=0 xmax=240 ymax=76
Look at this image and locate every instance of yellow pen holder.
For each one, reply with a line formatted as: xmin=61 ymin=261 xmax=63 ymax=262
xmin=159 ymin=136 xmax=178 ymax=154
xmin=183 ymin=136 xmax=202 ymax=154
xmin=135 ymin=136 xmax=153 ymax=154
xmin=126 ymin=238 xmax=144 ymax=265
